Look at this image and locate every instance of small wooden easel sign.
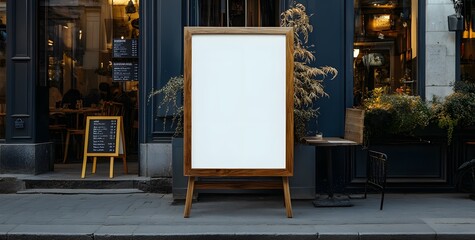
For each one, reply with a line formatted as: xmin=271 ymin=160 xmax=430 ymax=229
xmin=81 ymin=116 xmax=127 ymax=178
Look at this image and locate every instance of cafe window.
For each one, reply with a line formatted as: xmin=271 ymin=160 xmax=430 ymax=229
xmin=40 ymin=0 xmax=139 ymax=162
xmin=197 ymin=0 xmax=280 ymax=27
xmin=353 ymin=0 xmax=419 ymax=106
xmin=461 ymin=1 xmax=475 ymax=83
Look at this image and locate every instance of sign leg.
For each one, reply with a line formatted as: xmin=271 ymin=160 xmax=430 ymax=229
xmin=92 ymin=157 xmax=97 ymax=173
xmin=282 ymin=177 xmax=293 ymax=218
xmin=109 ymin=157 xmax=114 ymax=178
xmin=183 ymin=176 xmax=196 ymax=218
xmin=81 ymin=155 xmax=88 ymax=178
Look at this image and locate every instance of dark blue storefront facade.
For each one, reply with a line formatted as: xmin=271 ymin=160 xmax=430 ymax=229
xmin=3 ymin=0 xmax=470 ymax=195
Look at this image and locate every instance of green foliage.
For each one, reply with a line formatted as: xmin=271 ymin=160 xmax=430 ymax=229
xmin=363 ymin=88 xmax=431 ymax=139
xmin=364 ymin=81 xmax=475 ymax=145
xmin=281 ymin=2 xmax=338 ymax=141
xmin=453 ymin=80 xmax=475 ymax=94
xmin=429 ymin=81 xmax=475 ymax=144
xmin=443 ymin=92 xmax=475 ymax=127
xmin=148 ymin=76 xmax=184 ymax=136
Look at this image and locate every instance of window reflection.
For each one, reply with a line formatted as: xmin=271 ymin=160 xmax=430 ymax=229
xmin=461 ymin=1 xmax=475 ymax=82
xmin=198 ymin=0 xmax=279 ymax=27
xmin=353 ymin=0 xmax=418 ymax=106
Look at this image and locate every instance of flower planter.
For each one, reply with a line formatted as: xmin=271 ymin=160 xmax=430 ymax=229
xmin=348 ymin=132 xmax=452 ymax=191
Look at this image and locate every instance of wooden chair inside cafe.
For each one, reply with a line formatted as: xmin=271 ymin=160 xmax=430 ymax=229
xmin=63 ymin=111 xmax=95 ymax=163
xmin=102 ymin=101 xmax=124 ymax=116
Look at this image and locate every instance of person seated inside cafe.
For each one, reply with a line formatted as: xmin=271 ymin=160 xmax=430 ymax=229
xmin=49 ymin=83 xmax=62 ymax=108
xmin=99 ymin=82 xmax=112 ymax=102
xmin=84 ymin=88 xmax=100 ymax=107
xmin=62 ymin=88 xmax=82 ymax=109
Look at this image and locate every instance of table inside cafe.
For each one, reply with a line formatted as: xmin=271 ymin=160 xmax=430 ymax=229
xmin=50 ymin=107 xmax=102 ymax=128
xmin=49 ymin=106 xmax=103 ymax=163
xmin=304 ymin=136 xmax=358 ymax=207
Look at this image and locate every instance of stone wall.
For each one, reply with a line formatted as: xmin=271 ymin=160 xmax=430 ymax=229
xmin=426 ymin=0 xmax=457 ymax=100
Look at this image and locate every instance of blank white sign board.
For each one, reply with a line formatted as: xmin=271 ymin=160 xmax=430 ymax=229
xmin=191 ymin=34 xmax=286 ymax=169
xmin=184 ymin=27 xmax=294 ymax=177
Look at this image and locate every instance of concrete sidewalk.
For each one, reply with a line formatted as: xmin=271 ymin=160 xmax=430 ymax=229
xmin=0 ymin=192 xmax=474 ymax=239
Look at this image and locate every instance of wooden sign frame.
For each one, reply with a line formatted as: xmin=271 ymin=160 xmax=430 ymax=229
xmin=184 ymin=27 xmax=294 ymax=177
xmin=183 ymin=27 xmax=294 ymax=218
xmin=81 ymin=116 xmax=127 ymax=178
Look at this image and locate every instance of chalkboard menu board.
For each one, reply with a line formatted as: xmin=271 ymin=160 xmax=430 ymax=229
xmin=84 ymin=116 xmax=123 ymax=157
xmin=113 ymin=39 xmax=138 ymax=58
xmin=113 ymin=62 xmax=139 ymax=81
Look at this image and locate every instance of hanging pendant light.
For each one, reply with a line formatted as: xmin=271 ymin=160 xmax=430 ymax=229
xmin=125 ymin=0 xmax=137 ymax=21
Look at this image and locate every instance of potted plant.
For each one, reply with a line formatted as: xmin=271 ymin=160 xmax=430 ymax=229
xmin=279 ymin=2 xmax=337 ymax=199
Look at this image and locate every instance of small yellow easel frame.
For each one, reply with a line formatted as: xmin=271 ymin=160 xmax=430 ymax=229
xmin=81 ymin=116 xmax=127 ymax=178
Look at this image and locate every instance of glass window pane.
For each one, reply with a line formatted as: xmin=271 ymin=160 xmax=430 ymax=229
xmin=461 ymin=0 xmax=475 ymax=82
xmin=258 ymin=0 xmax=279 ymax=27
xmin=198 ymin=0 xmax=227 ymax=26
xmin=353 ymin=0 xmax=418 ymax=106
xmin=229 ymin=0 xmax=245 ymax=26
xmin=198 ymin=0 xmax=279 ymax=27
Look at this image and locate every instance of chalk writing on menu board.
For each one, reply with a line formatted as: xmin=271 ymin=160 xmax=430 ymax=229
xmin=87 ymin=119 xmax=118 ymax=154
xmin=113 ymin=62 xmax=139 ymax=81
xmin=113 ymin=39 xmax=138 ymax=58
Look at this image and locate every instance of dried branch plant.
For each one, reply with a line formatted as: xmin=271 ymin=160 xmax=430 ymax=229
xmin=281 ymin=2 xmax=338 ymax=140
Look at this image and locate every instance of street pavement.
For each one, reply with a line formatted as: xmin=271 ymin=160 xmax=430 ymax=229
xmin=0 ymin=192 xmax=474 ymax=240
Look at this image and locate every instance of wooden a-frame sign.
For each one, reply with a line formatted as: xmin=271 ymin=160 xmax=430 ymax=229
xmin=81 ymin=116 xmax=128 ymax=179
xmin=183 ymin=27 xmax=294 ymax=218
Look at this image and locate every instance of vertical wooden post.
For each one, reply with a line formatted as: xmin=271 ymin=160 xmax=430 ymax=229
xmin=109 ymin=157 xmax=114 ymax=178
xmin=282 ymin=177 xmax=293 ymax=218
xmin=81 ymin=156 xmax=88 ymax=179
xmin=92 ymin=157 xmax=97 ymax=173
xmin=183 ymin=176 xmax=196 ymax=218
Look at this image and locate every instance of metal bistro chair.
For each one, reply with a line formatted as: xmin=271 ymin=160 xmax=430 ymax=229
xmin=456 ymin=159 xmax=475 ymax=200
xmin=365 ymin=150 xmax=388 ymax=210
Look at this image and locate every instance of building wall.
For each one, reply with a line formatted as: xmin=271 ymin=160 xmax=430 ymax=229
xmin=426 ymin=0 xmax=456 ymax=100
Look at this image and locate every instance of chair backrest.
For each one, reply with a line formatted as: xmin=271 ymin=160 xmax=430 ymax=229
xmin=367 ymin=150 xmax=388 ymax=190
xmin=344 ymin=108 xmax=365 ymax=144
xmin=102 ymin=101 xmax=123 ymax=116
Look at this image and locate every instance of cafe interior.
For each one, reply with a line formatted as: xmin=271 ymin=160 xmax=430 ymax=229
xmin=44 ymin=0 xmax=140 ymax=170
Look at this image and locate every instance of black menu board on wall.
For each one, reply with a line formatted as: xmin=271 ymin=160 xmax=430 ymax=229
xmin=86 ymin=117 xmax=120 ymax=155
xmin=113 ymin=38 xmax=139 ymax=81
xmin=113 ymin=62 xmax=139 ymax=81
xmin=113 ymin=39 xmax=138 ymax=58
